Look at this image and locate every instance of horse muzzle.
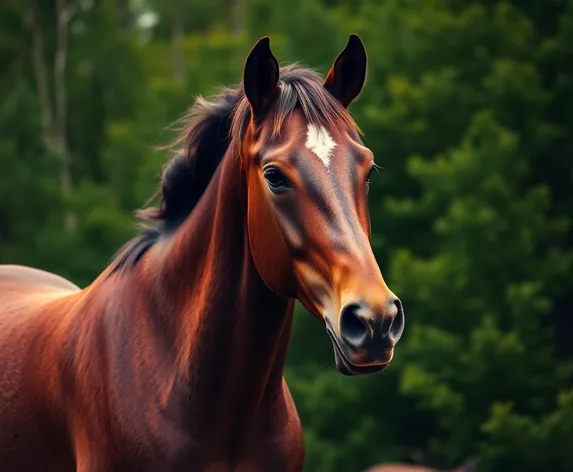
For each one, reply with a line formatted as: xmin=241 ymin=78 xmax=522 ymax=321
xmin=325 ymin=297 xmax=404 ymax=376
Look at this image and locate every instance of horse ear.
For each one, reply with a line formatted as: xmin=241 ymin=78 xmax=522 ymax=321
xmin=243 ymin=36 xmax=280 ymax=120
xmin=324 ymin=34 xmax=367 ymax=108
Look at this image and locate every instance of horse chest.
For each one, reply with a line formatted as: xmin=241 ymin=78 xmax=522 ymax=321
xmin=177 ymin=432 xmax=305 ymax=472
xmin=178 ymin=411 xmax=304 ymax=471
xmin=108 ymin=429 xmax=304 ymax=472
xmin=102 ymin=392 xmax=305 ymax=472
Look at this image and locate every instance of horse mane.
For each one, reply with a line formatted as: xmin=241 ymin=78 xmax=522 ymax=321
xmin=107 ymin=64 xmax=359 ymax=276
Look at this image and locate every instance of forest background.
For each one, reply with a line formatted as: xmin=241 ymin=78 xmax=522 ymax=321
xmin=1 ymin=0 xmax=573 ymax=470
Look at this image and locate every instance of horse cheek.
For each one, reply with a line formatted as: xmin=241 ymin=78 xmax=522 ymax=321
xmin=246 ymin=175 xmax=296 ymax=299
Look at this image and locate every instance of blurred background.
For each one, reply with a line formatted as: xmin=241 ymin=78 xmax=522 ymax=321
xmin=1 ymin=0 xmax=573 ymax=471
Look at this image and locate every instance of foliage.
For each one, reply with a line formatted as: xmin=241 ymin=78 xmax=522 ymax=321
xmin=1 ymin=0 xmax=572 ymax=470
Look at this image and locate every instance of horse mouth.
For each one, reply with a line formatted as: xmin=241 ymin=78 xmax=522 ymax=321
xmin=326 ymin=329 xmax=389 ymax=376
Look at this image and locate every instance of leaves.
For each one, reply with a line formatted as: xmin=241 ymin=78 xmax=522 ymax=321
xmin=1 ymin=1 xmax=572 ymax=471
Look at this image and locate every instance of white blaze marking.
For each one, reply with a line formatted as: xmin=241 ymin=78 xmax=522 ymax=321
xmin=305 ymin=124 xmax=336 ymax=169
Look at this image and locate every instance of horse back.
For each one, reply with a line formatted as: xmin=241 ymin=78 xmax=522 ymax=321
xmin=0 ymin=264 xmax=80 ymax=293
xmin=0 ymin=265 xmax=80 ymax=471
xmin=0 ymin=264 xmax=80 ymax=336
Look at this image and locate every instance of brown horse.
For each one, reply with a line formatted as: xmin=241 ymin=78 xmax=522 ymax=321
xmin=364 ymin=457 xmax=479 ymax=472
xmin=0 ymin=35 xmax=404 ymax=471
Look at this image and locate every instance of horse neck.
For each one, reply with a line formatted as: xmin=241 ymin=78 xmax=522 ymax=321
xmin=142 ymin=147 xmax=295 ymax=429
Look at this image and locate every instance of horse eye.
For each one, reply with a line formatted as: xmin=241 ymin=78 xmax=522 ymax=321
xmin=366 ymin=166 xmax=375 ymax=195
xmin=263 ymin=167 xmax=290 ymax=192
xmin=366 ymin=166 xmax=375 ymax=184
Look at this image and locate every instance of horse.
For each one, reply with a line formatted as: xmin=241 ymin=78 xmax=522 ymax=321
xmin=364 ymin=457 xmax=479 ymax=472
xmin=0 ymin=34 xmax=404 ymax=471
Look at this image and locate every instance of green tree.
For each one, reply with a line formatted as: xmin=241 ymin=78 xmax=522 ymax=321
xmin=1 ymin=0 xmax=572 ymax=470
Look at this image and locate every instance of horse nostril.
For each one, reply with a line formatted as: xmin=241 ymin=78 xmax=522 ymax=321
xmin=339 ymin=303 xmax=371 ymax=349
xmin=388 ymin=298 xmax=404 ymax=340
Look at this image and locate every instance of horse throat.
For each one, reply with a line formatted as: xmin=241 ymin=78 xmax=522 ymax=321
xmin=149 ymin=150 xmax=295 ymax=441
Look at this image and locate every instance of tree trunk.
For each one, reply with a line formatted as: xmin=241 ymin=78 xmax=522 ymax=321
xmin=115 ymin=0 xmax=131 ymax=30
xmin=54 ymin=0 xmax=74 ymax=218
xmin=231 ymin=0 xmax=246 ymax=35
xmin=26 ymin=0 xmax=76 ymax=233
xmin=26 ymin=2 xmax=54 ymax=151
xmin=54 ymin=0 xmax=76 ymax=232
xmin=171 ymin=0 xmax=185 ymax=83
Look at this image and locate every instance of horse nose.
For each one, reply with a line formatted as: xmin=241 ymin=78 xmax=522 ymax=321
xmin=339 ymin=297 xmax=404 ymax=351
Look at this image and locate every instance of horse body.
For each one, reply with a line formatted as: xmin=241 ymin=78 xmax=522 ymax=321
xmin=0 ymin=147 xmax=303 ymax=471
xmin=364 ymin=457 xmax=479 ymax=472
xmin=0 ymin=35 xmax=404 ymax=471
xmin=0 ymin=267 xmax=79 ymax=470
